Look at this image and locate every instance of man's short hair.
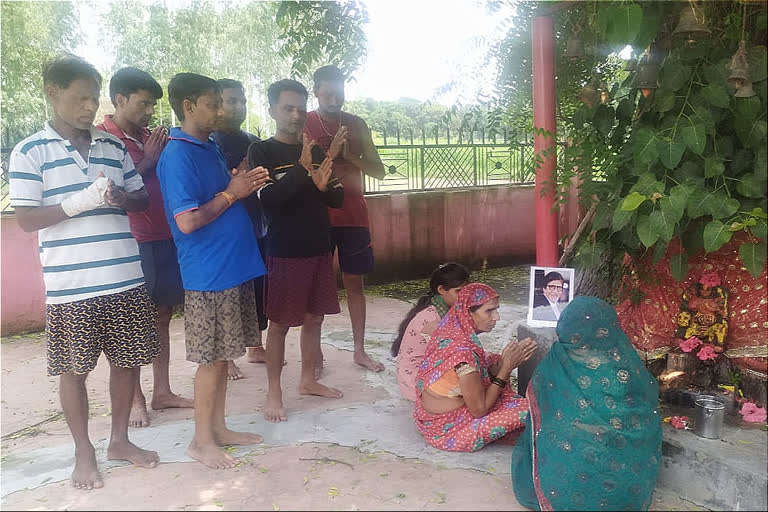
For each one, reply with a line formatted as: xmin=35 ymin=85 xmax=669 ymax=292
xmin=313 ymin=65 xmax=345 ymax=88
xmin=168 ymin=73 xmax=220 ymax=121
xmin=217 ymin=78 xmax=244 ymax=92
xmin=43 ymin=55 xmax=102 ymax=90
xmin=109 ymin=67 xmax=163 ymax=106
xmin=267 ymin=79 xmax=308 ymax=107
xmin=543 ymin=271 xmax=564 ymax=286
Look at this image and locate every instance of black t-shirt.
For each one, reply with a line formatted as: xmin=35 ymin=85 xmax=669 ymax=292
xmin=247 ymin=138 xmax=344 ymax=258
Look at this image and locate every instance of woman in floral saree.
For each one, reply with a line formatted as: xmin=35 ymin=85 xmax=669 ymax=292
xmin=511 ymin=296 xmax=662 ymax=511
xmin=413 ymin=283 xmax=537 ymax=452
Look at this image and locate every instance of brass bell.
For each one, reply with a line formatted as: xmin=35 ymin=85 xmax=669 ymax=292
xmin=634 ymin=62 xmax=659 ymax=90
xmin=564 ymin=35 xmax=585 ymax=60
xmin=578 ymin=81 xmax=600 ymax=107
xmin=673 ymin=4 xmax=711 ymax=45
xmin=727 ymin=40 xmax=751 ymax=90
xmin=734 ymin=82 xmax=756 ymax=98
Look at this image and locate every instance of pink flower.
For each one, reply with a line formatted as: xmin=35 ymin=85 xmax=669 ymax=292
xmin=699 ymin=272 xmax=721 ymax=287
xmin=680 ymin=336 xmax=703 ymax=353
xmin=740 ymin=402 xmax=767 ymax=423
xmin=670 ymin=416 xmax=689 ymax=429
xmin=697 ymin=344 xmax=718 ymax=361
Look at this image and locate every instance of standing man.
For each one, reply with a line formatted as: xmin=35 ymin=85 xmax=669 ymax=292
xmin=211 ymin=79 xmax=267 ymax=380
xmin=158 ymin=72 xmax=268 ymax=469
xmin=304 ymin=65 xmax=386 ymax=373
xmin=248 ymin=79 xmax=344 ymax=423
xmin=9 ymin=56 xmax=160 ymax=490
xmin=97 ymin=67 xmax=193 ymax=428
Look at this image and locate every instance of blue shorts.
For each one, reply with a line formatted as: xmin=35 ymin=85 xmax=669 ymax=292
xmin=331 ymin=227 xmax=374 ymax=275
xmin=138 ymin=239 xmax=185 ymax=306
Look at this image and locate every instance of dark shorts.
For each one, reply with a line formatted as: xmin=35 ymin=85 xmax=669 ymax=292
xmin=254 ymin=236 xmax=268 ymax=332
xmin=184 ymin=280 xmax=261 ymax=364
xmin=331 ymin=227 xmax=375 ymax=275
xmin=266 ymin=254 xmax=341 ymax=327
xmin=46 ymin=286 xmax=159 ymax=376
xmin=139 ymin=239 xmax=185 ymax=306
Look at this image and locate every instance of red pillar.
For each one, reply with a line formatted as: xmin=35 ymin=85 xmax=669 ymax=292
xmin=532 ymin=15 xmax=559 ymax=267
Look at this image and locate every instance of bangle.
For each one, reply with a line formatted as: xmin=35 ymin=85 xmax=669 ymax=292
xmin=490 ymin=376 xmax=507 ymax=388
xmin=216 ymin=191 xmax=235 ymax=207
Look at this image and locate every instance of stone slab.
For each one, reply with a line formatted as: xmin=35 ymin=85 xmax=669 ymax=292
xmin=516 ymin=323 xmax=557 ymax=396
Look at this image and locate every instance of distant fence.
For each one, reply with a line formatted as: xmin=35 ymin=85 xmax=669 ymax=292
xmin=366 ymin=126 xmax=538 ymax=194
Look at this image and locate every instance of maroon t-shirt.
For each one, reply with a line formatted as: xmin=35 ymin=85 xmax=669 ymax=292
xmin=97 ymin=116 xmax=172 ymax=243
xmin=304 ymin=110 xmax=369 ymax=228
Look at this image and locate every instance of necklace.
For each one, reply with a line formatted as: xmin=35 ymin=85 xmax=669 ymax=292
xmin=317 ymin=111 xmax=343 ymax=138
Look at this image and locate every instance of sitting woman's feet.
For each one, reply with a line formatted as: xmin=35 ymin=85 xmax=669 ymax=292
xmin=71 ymin=447 xmax=103 ymax=490
xmin=151 ymin=392 xmax=194 ymax=410
xmin=129 ymin=396 xmax=150 ymax=428
xmin=187 ymin=441 xmax=238 ymax=469
xmin=227 ymin=360 xmax=245 ymax=380
xmin=214 ymin=428 xmax=264 ymax=446
xmin=107 ymin=440 xmax=159 ymax=468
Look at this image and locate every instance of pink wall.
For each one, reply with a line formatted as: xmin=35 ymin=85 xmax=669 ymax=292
xmin=1 ymin=215 xmax=46 ymax=335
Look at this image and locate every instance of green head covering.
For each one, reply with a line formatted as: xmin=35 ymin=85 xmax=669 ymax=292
xmin=511 ymin=296 xmax=662 ymax=511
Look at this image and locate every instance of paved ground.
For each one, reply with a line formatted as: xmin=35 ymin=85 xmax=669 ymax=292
xmin=1 ymin=294 xmax=699 ymax=511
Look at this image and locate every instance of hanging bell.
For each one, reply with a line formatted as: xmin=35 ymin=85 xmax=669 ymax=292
xmin=578 ymin=81 xmax=600 ymax=107
xmin=598 ymin=81 xmax=611 ymax=104
xmin=734 ymin=82 xmax=756 ymax=98
xmin=727 ymin=40 xmax=751 ymax=90
xmin=673 ymin=4 xmax=711 ymax=45
xmin=634 ymin=62 xmax=659 ymax=90
xmin=563 ymin=35 xmax=586 ymax=61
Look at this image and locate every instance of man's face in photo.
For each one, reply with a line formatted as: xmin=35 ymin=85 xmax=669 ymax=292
xmin=543 ymin=279 xmax=564 ymax=303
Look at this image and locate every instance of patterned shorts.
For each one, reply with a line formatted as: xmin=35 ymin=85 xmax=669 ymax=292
xmin=46 ymin=286 xmax=160 ymax=376
xmin=184 ymin=280 xmax=260 ymax=364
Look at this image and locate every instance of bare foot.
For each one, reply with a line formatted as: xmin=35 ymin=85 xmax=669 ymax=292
xmin=187 ymin=441 xmax=238 ymax=469
xmin=107 ymin=440 xmax=159 ymax=468
xmin=227 ymin=360 xmax=244 ymax=380
xmin=151 ymin=392 xmax=193 ymax=410
xmin=71 ymin=447 xmax=103 ymax=490
xmin=264 ymin=392 xmax=287 ymax=423
xmin=129 ymin=396 xmax=150 ymax=428
xmin=299 ymin=381 xmax=344 ymax=398
xmin=214 ymin=428 xmax=263 ymax=446
xmin=314 ymin=362 xmax=323 ymax=380
xmin=247 ymin=346 xmax=267 ymax=363
xmin=354 ymin=352 xmax=385 ymax=372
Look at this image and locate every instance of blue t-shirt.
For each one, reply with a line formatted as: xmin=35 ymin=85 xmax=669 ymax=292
xmin=157 ymin=127 xmax=265 ymax=292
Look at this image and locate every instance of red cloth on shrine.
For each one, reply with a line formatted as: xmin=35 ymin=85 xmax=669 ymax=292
xmin=616 ymin=232 xmax=767 ymax=373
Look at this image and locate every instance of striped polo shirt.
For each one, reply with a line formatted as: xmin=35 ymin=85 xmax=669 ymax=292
xmin=9 ymin=122 xmax=146 ymax=304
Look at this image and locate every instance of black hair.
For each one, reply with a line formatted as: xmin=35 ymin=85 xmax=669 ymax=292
xmin=267 ymin=79 xmax=308 ymax=107
xmin=543 ymin=271 xmax=564 ymax=286
xmin=168 ymin=72 xmax=220 ymax=121
xmin=43 ymin=55 xmax=102 ymax=90
xmin=391 ymin=263 xmax=471 ymax=357
xmin=109 ymin=67 xmax=162 ymax=106
xmin=313 ymin=65 xmax=345 ymax=88
xmin=217 ymin=78 xmax=244 ymax=91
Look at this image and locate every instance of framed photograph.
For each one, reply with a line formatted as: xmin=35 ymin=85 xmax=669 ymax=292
xmin=526 ymin=266 xmax=576 ymax=327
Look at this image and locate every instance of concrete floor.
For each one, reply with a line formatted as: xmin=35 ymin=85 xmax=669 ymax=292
xmin=1 ymin=296 xmax=699 ymax=511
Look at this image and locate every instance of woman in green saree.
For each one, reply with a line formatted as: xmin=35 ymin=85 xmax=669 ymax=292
xmin=511 ymin=296 xmax=662 ymax=511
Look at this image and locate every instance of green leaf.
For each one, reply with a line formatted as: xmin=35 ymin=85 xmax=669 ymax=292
xmin=576 ymin=241 xmax=606 ymax=268
xmin=617 ymin=98 xmax=634 ymax=121
xmin=609 ymin=3 xmax=643 ymax=47
xmin=621 ymin=191 xmax=647 ymax=211
xmin=701 ymin=84 xmax=730 ymax=108
xmin=748 ymin=45 xmax=767 ymax=83
xmin=703 ymin=220 xmax=733 ymax=253
xmin=631 ymin=172 xmax=665 ymax=196
xmin=655 ymin=89 xmax=676 ymax=113
xmin=652 ymin=240 xmax=669 ymax=265
xmin=612 ymin=204 xmax=635 ymax=232
xmin=594 ymin=105 xmax=615 ymax=136
xmin=687 ymin=187 xmax=715 ymax=219
xmin=656 ymin=133 xmax=686 ymax=169
xmin=749 ymin=207 xmax=768 ymax=219
xmin=728 ymin=221 xmax=746 ymax=232
xmin=660 ymin=63 xmax=691 ymax=92
xmin=681 ymin=122 xmax=706 ymax=155
xmin=707 ymin=193 xmax=740 ymax=220
xmin=735 ymin=117 xmax=767 ymax=149
xmin=637 ymin=214 xmax=659 ymax=248
xmin=734 ymin=96 xmax=761 ymax=123
xmin=669 ymin=251 xmax=689 ymax=282
xmin=704 ymin=156 xmax=725 ymax=178
xmin=660 ymin=186 xmax=688 ymax=223
xmin=633 ymin=127 xmax=658 ymax=167
xmin=650 ymin=208 xmax=675 ymax=242
xmin=750 ymin=218 xmax=768 ymax=241
xmin=736 ymin=172 xmax=768 ymax=199
xmin=739 ymin=242 xmax=767 ymax=278
xmin=689 ymin=101 xmax=716 ymax=134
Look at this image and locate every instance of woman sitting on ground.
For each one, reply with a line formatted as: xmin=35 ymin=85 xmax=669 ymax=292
xmin=393 ymin=263 xmax=470 ymax=401
xmin=414 ymin=283 xmax=537 ymax=452
xmin=510 ymin=296 xmax=662 ymax=511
